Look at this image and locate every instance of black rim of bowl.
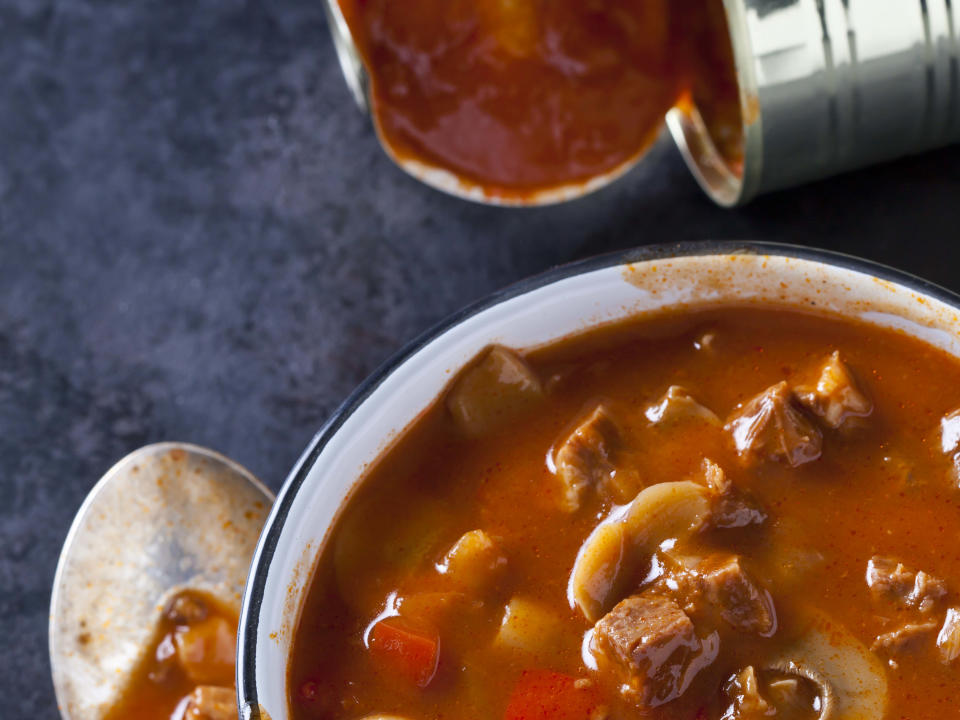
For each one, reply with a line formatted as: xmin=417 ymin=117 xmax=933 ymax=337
xmin=237 ymin=239 xmax=960 ymax=717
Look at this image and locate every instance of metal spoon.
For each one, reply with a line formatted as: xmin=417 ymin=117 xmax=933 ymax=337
xmin=49 ymin=443 xmax=274 ymax=720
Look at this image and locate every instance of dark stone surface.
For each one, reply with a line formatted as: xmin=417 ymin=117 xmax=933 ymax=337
xmin=1 ymin=0 xmax=958 ymax=716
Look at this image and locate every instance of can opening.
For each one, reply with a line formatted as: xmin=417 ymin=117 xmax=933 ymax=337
xmin=667 ymin=0 xmax=752 ymax=207
xmin=323 ymin=0 xmax=369 ymax=112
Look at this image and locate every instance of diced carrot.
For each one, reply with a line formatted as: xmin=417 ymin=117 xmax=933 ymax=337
xmin=504 ymin=670 xmax=601 ymax=720
xmin=368 ymin=619 xmax=440 ymax=688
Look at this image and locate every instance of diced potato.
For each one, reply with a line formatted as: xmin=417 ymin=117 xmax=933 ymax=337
xmin=937 ymin=607 xmax=960 ymax=664
xmin=184 ymin=686 xmax=236 ymax=720
xmin=494 ymin=597 xmax=564 ymax=655
xmin=174 ymin=615 xmax=236 ymax=685
xmin=446 ymin=347 xmax=543 ymax=437
xmin=438 ymin=529 xmax=507 ymax=592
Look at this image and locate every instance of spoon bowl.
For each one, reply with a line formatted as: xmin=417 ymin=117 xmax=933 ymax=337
xmin=50 ymin=443 xmax=273 ymax=720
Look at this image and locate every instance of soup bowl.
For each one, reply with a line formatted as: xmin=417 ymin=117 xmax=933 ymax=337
xmin=237 ymin=241 xmax=960 ymax=719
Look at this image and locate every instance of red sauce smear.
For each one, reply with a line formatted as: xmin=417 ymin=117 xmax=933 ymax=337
xmin=338 ymin=0 xmax=742 ymax=199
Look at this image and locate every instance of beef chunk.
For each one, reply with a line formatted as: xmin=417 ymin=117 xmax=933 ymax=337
xmin=937 ymin=607 xmax=960 ymax=664
xmin=795 ymin=351 xmax=872 ymax=428
xmin=710 ymin=494 xmax=767 ymax=530
xmin=446 ymin=346 xmax=542 ymax=437
xmin=592 ymin=594 xmax=705 ymax=708
xmin=912 ymin=571 xmax=949 ymax=612
xmin=698 ymin=555 xmax=776 ymax=636
xmin=645 ymin=386 xmax=719 ymax=426
xmin=867 ymin=556 xmax=949 ymax=658
xmin=725 ymin=382 xmax=822 ymax=467
xmin=866 ymin=556 xmax=946 ymax=614
xmin=184 ymin=686 xmax=236 ymax=720
xmin=552 ymin=403 xmax=629 ymax=511
xmin=701 ymin=459 xmax=767 ymax=529
xmin=495 ymin=596 xmax=566 ymax=656
xmin=871 ymin=621 xmax=938 ymax=655
xmin=866 ymin=556 xmax=914 ymax=601
xmin=939 ymin=409 xmax=960 ymax=486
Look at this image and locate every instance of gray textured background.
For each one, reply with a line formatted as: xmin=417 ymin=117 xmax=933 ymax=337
xmin=2 ymin=0 xmax=959 ymax=716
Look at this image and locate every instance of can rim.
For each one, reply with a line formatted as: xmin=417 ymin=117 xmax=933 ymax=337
xmin=666 ymin=0 xmax=763 ymax=207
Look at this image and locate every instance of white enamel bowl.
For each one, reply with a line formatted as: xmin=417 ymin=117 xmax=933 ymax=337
xmin=237 ymin=242 xmax=960 ymax=720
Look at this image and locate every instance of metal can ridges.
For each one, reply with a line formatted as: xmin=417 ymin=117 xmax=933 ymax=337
xmin=671 ymin=0 xmax=960 ymax=206
xmin=324 ymin=0 xmax=958 ymax=206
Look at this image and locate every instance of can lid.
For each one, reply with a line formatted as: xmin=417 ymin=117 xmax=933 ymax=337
xmin=666 ymin=0 xmax=762 ymax=207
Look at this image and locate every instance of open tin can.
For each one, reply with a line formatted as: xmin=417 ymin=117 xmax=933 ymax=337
xmin=324 ymin=0 xmax=960 ymax=206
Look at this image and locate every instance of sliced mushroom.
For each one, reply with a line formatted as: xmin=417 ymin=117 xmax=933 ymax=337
xmin=764 ymin=662 xmax=836 ymax=719
xmin=763 ymin=610 xmax=888 ymax=720
xmin=722 ymin=663 xmax=828 ymax=720
xmin=568 ymin=481 xmax=711 ymax=622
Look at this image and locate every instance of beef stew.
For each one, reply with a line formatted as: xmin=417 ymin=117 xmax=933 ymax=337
xmin=103 ymin=590 xmax=238 ymax=720
xmin=289 ymin=306 xmax=960 ymax=719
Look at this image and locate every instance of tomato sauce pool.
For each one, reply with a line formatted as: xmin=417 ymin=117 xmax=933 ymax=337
xmin=337 ymin=0 xmax=743 ymax=199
